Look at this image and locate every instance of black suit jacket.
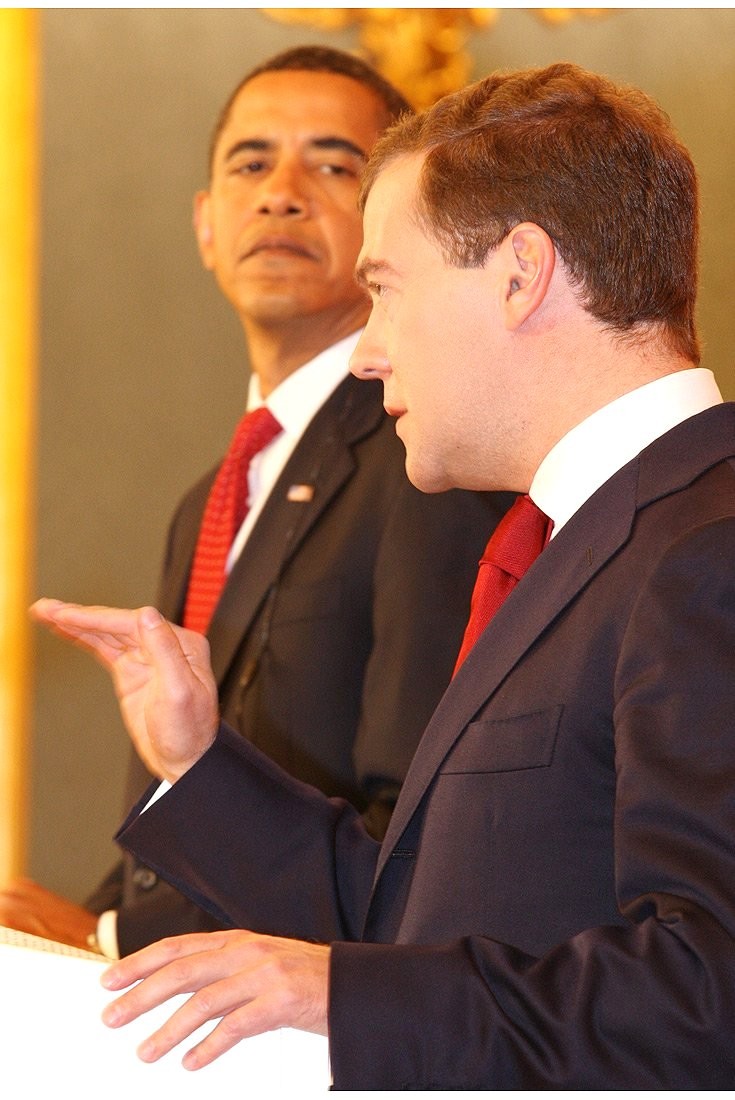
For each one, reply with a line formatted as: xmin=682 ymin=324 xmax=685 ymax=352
xmin=119 ymin=403 xmax=735 ymax=1087
xmin=90 ymin=373 xmax=513 ymax=954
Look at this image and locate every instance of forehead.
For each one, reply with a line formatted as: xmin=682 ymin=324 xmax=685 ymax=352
xmin=360 ymin=154 xmax=431 ymax=261
xmin=215 ymin=70 xmax=385 ymax=158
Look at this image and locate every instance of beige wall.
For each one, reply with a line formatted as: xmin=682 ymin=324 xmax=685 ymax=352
xmin=33 ymin=9 xmax=735 ymax=900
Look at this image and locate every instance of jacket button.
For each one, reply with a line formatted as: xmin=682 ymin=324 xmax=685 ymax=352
xmin=132 ymin=867 xmax=158 ymax=890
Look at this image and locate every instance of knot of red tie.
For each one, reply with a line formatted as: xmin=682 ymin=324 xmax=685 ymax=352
xmin=184 ymin=406 xmax=283 ymax=635
xmin=229 ymin=406 xmax=283 ymax=531
xmin=453 ymin=493 xmax=553 ymax=675
xmin=481 ymin=493 xmax=553 ymax=579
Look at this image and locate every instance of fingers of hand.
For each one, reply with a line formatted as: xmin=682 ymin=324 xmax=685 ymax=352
xmin=139 ymin=614 xmax=209 ymax=701
xmin=102 ymin=932 xmax=261 ymax=1056
xmin=135 ymin=974 xmax=265 ymax=1067
xmin=177 ymin=987 xmax=298 ymax=1071
xmin=101 ymin=932 xmax=224 ymax=996
xmin=101 ymin=932 xmax=330 ymax=1067
xmin=148 ymin=620 xmax=216 ymax=707
xmin=29 ymin=600 xmax=148 ymax=665
xmin=139 ymin=948 xmax=327 ymax=1069
xmin=0 ymin=879 xmax=44 ymax=936
xmin=139 ymin=622 xmax=218 ymax=772
xmin=30 ymin=601 xmax=215 ymax=717
xmin=102 ymin=931 xmax=267 ymax=1024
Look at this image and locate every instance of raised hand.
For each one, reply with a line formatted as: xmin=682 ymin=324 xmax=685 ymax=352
xmin=30 ymin=600 xmax=219 ymax=782
xmin=100 ymin=929 xmax=330 ymax=1069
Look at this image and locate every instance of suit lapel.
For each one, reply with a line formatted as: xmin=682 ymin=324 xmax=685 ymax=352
xmin=206 ymin=376 xmax=386 ymax=685
xmin=373 ymin=462 xmax=639 ymax=880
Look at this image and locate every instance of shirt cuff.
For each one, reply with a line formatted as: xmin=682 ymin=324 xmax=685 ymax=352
xmin=142 ymin=779 xmax=171 ymax=811
xmin=96 ymin=909 xmax=120 ymax=960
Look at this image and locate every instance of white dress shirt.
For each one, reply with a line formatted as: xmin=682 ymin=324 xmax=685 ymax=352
xmin=227 ymin=330 xmax=360 ymax=569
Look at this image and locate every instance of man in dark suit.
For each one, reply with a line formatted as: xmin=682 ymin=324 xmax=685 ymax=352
xmin=33 ymin=63 xmax=735 ymax=1087
xmin=0 ymin=47 xmax=509 ymax=957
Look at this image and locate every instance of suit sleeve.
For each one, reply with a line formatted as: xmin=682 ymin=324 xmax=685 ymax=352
xmin=328 ymin=517 xmax=735 ymax=1088
xmin=116 ymin=723 xmax=381 ymax=944
xmin=84 ymin=737 xmax=155 ymax=915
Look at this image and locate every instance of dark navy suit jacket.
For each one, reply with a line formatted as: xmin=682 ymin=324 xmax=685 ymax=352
xmin=118 ymin=403 xmax=735 ymax=1087
xmin=90 ymin=373 xmax=511 ymax=955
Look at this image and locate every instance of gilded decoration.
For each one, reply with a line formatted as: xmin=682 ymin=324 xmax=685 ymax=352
xmin=262 ymin=8 xmax=609 ymax=108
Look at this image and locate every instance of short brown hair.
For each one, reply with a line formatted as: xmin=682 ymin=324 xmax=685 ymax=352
xmin=361 ymin=63 xmax=700 ymax=362
xmin=209 ymin=45 xmax=412 ymax=173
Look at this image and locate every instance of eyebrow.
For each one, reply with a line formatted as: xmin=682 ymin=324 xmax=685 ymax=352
xmin=223 ymin=136 xmax=369 ymax=164
xmin=354 ymin=258 xmax=400 ymax=288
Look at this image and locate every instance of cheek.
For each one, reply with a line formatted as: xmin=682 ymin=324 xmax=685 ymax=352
xmin=212 ymin=205 xmax=248 ymax=250
xmin=392 ymin=301 xmax=444 ymax=377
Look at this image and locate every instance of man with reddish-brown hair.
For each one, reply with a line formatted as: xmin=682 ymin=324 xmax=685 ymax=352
xmin=33 ymin=63 xmax=735 ymax=1087
xmin=0 ymin=45 xmax=508 ymax=959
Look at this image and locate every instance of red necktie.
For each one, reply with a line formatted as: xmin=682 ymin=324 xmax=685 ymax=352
xmin=453 ymin=493 xmax=553 ymax=675
xmin=183 ymin=406 xmax=283 ymax=635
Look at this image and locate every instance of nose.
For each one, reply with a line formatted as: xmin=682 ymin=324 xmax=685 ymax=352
xmin=255 ymin=158 xmax=307 ymax=218
xmin=350 ymin=317 xmax=391 ymax=381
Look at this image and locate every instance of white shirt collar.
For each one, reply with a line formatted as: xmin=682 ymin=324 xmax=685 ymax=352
xmin=530 ymin=368 xmax=724 ymax=536
xmin=246 ymin=329 xmax=361 ymax=433
xmin=227 ymin=331 xmax=361 ymax=569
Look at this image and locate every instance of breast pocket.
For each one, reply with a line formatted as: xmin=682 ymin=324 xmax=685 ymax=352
xmin=441 ymin=704 xmax=563 ymax=774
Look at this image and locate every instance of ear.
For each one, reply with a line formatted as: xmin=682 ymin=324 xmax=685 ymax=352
xmin=193 ymin=190 xmax=215 ymax=270
xmin=500 ymin=222 xmax=556 ymax=331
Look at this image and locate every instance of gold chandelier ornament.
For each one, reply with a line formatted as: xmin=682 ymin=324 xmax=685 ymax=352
xmin=262 ymin=8 xmax=608 ymax=108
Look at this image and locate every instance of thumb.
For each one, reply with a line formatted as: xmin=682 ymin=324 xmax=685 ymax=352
xmin=136 ymin=606 xmax=194 ymax=685
xmin=139 ymin=605 xmax=166 ymax=632
xmin=135 ymin=606 xmax=219 ymax=766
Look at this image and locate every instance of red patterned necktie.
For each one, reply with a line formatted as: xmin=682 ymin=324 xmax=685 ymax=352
xmin=183 ymin=405 xmax=283 ymax=635
xmin=452 ymin=493 xmax=553 ymax=675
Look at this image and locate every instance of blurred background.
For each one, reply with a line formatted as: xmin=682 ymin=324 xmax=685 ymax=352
xmin=2 ymin=7 xmax=734 ymax=902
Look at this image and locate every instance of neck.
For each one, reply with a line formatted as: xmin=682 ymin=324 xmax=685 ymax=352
xmin=537 ymin=354 xmax=695 ymax=477
xmin=242 ymin=303 xmax=369 ymax=398
xmin=498 ymin=265 xmax=699 ymax=490
xmin=509 ymin=320 xmax=696 ymax=492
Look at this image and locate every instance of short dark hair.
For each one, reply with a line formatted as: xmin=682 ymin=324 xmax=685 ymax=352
xmin=361 ymin=63 xmax=700 ymax=363
xmin=208 ymin=45 xmax=412 ymax=173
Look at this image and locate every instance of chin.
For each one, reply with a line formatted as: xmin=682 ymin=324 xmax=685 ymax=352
xmin=404 ymin=457 xmax=453 ymax=496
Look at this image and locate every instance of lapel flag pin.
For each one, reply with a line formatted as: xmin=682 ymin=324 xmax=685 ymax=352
xmin=287 ymin=484 xmax=315 ymax=503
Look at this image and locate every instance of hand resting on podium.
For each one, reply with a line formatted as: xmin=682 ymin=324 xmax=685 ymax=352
xmin=0 ymin=877 xmax=98 ymax=951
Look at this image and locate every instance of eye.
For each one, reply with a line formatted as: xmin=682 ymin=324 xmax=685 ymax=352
xmin=224 ymin=152 xmax=272 ymax=177
xmin=230 ymin=159 xmax=267 ymax=176
xmin=317 ymin=162 xmax=357 ymax=178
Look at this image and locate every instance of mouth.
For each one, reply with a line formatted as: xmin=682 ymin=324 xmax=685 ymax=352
xmin=241 ymin=236 xmax=318 ymax=263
